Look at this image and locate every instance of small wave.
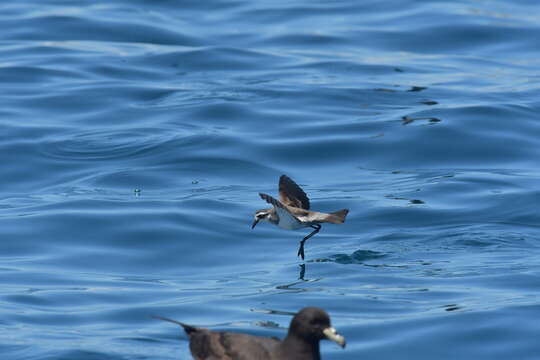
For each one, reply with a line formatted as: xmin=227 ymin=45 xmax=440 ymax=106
xmin=39 ymin=126 xmax=201 ymax=161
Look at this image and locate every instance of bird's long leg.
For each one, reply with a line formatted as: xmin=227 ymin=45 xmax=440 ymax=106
xmin=297 ymin=224 xmax=321 ymax=260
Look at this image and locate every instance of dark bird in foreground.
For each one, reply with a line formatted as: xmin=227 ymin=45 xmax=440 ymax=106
xmin=153 ymin=306 xmax=345 ymax=360
xmin=252 ymin=175 xmax=349 ymax=259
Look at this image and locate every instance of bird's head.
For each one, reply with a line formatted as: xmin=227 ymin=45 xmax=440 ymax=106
xmin=289 ymin=307 xmax=346 ymax=348
xmin=252 ymin=209 xmax=272 ymax=229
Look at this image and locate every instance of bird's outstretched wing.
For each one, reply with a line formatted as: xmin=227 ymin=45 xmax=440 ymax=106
xmin=279 ymin=175 xmax=310 ymax=210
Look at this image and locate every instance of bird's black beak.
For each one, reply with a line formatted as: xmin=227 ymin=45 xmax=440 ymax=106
xmin=251 ymin=219 xmax=259 ymax=229
xmin=323 ymin=327 xmax=346 ymax=348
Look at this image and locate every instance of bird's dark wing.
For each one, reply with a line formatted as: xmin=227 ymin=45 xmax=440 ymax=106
xmin=208 ymin=332 xmax=278 ymax=360
xmin=259 ymin=192 xmax=286 ymax=209
xmin=153 ymin=315 xmax=279 ymax=360
xmin=279 ymin=175 xmax=310 ymax=210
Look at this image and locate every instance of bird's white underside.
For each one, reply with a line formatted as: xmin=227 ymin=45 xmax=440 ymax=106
xmin=274 ymin=206 xmax=308 ymax=230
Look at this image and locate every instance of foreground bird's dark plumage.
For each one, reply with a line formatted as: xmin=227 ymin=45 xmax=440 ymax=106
xmin=153 ymin=306 xmax=345 ymax=360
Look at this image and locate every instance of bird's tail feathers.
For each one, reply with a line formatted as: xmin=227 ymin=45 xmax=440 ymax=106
xmin=328 ymin=209 xmax=349 ymax=224
xmin=152 ymin=315 xmax=198 ymax=335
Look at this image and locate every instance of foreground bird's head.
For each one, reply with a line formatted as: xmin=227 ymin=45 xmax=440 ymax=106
xmin=252 ymin=209 xmax=272 ymax=229
xmin=289 ymin=307 xmax=346 ymax=348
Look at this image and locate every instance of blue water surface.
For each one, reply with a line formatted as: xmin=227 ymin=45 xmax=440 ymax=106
xmin=1 ymin=1 xmax=539 ymax=359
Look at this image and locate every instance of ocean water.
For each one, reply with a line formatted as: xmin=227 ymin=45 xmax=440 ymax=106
xmin=1 ymin=1 xmax=539 ymax=359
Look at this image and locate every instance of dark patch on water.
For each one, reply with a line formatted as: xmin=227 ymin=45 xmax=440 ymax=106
xmin=254 ymin=320 xmax=280 ymax=328
xmin=402 ymin=115 xmax=442 ymax=125
xmin=407 ymin=86 xmax=428 ymax=92
xmin=443 ymin=304 xmax=463 ymax=312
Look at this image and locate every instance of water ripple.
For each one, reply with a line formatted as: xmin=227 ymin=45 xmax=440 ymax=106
xmin=38 ymin=126 xmax=209 ymax=161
